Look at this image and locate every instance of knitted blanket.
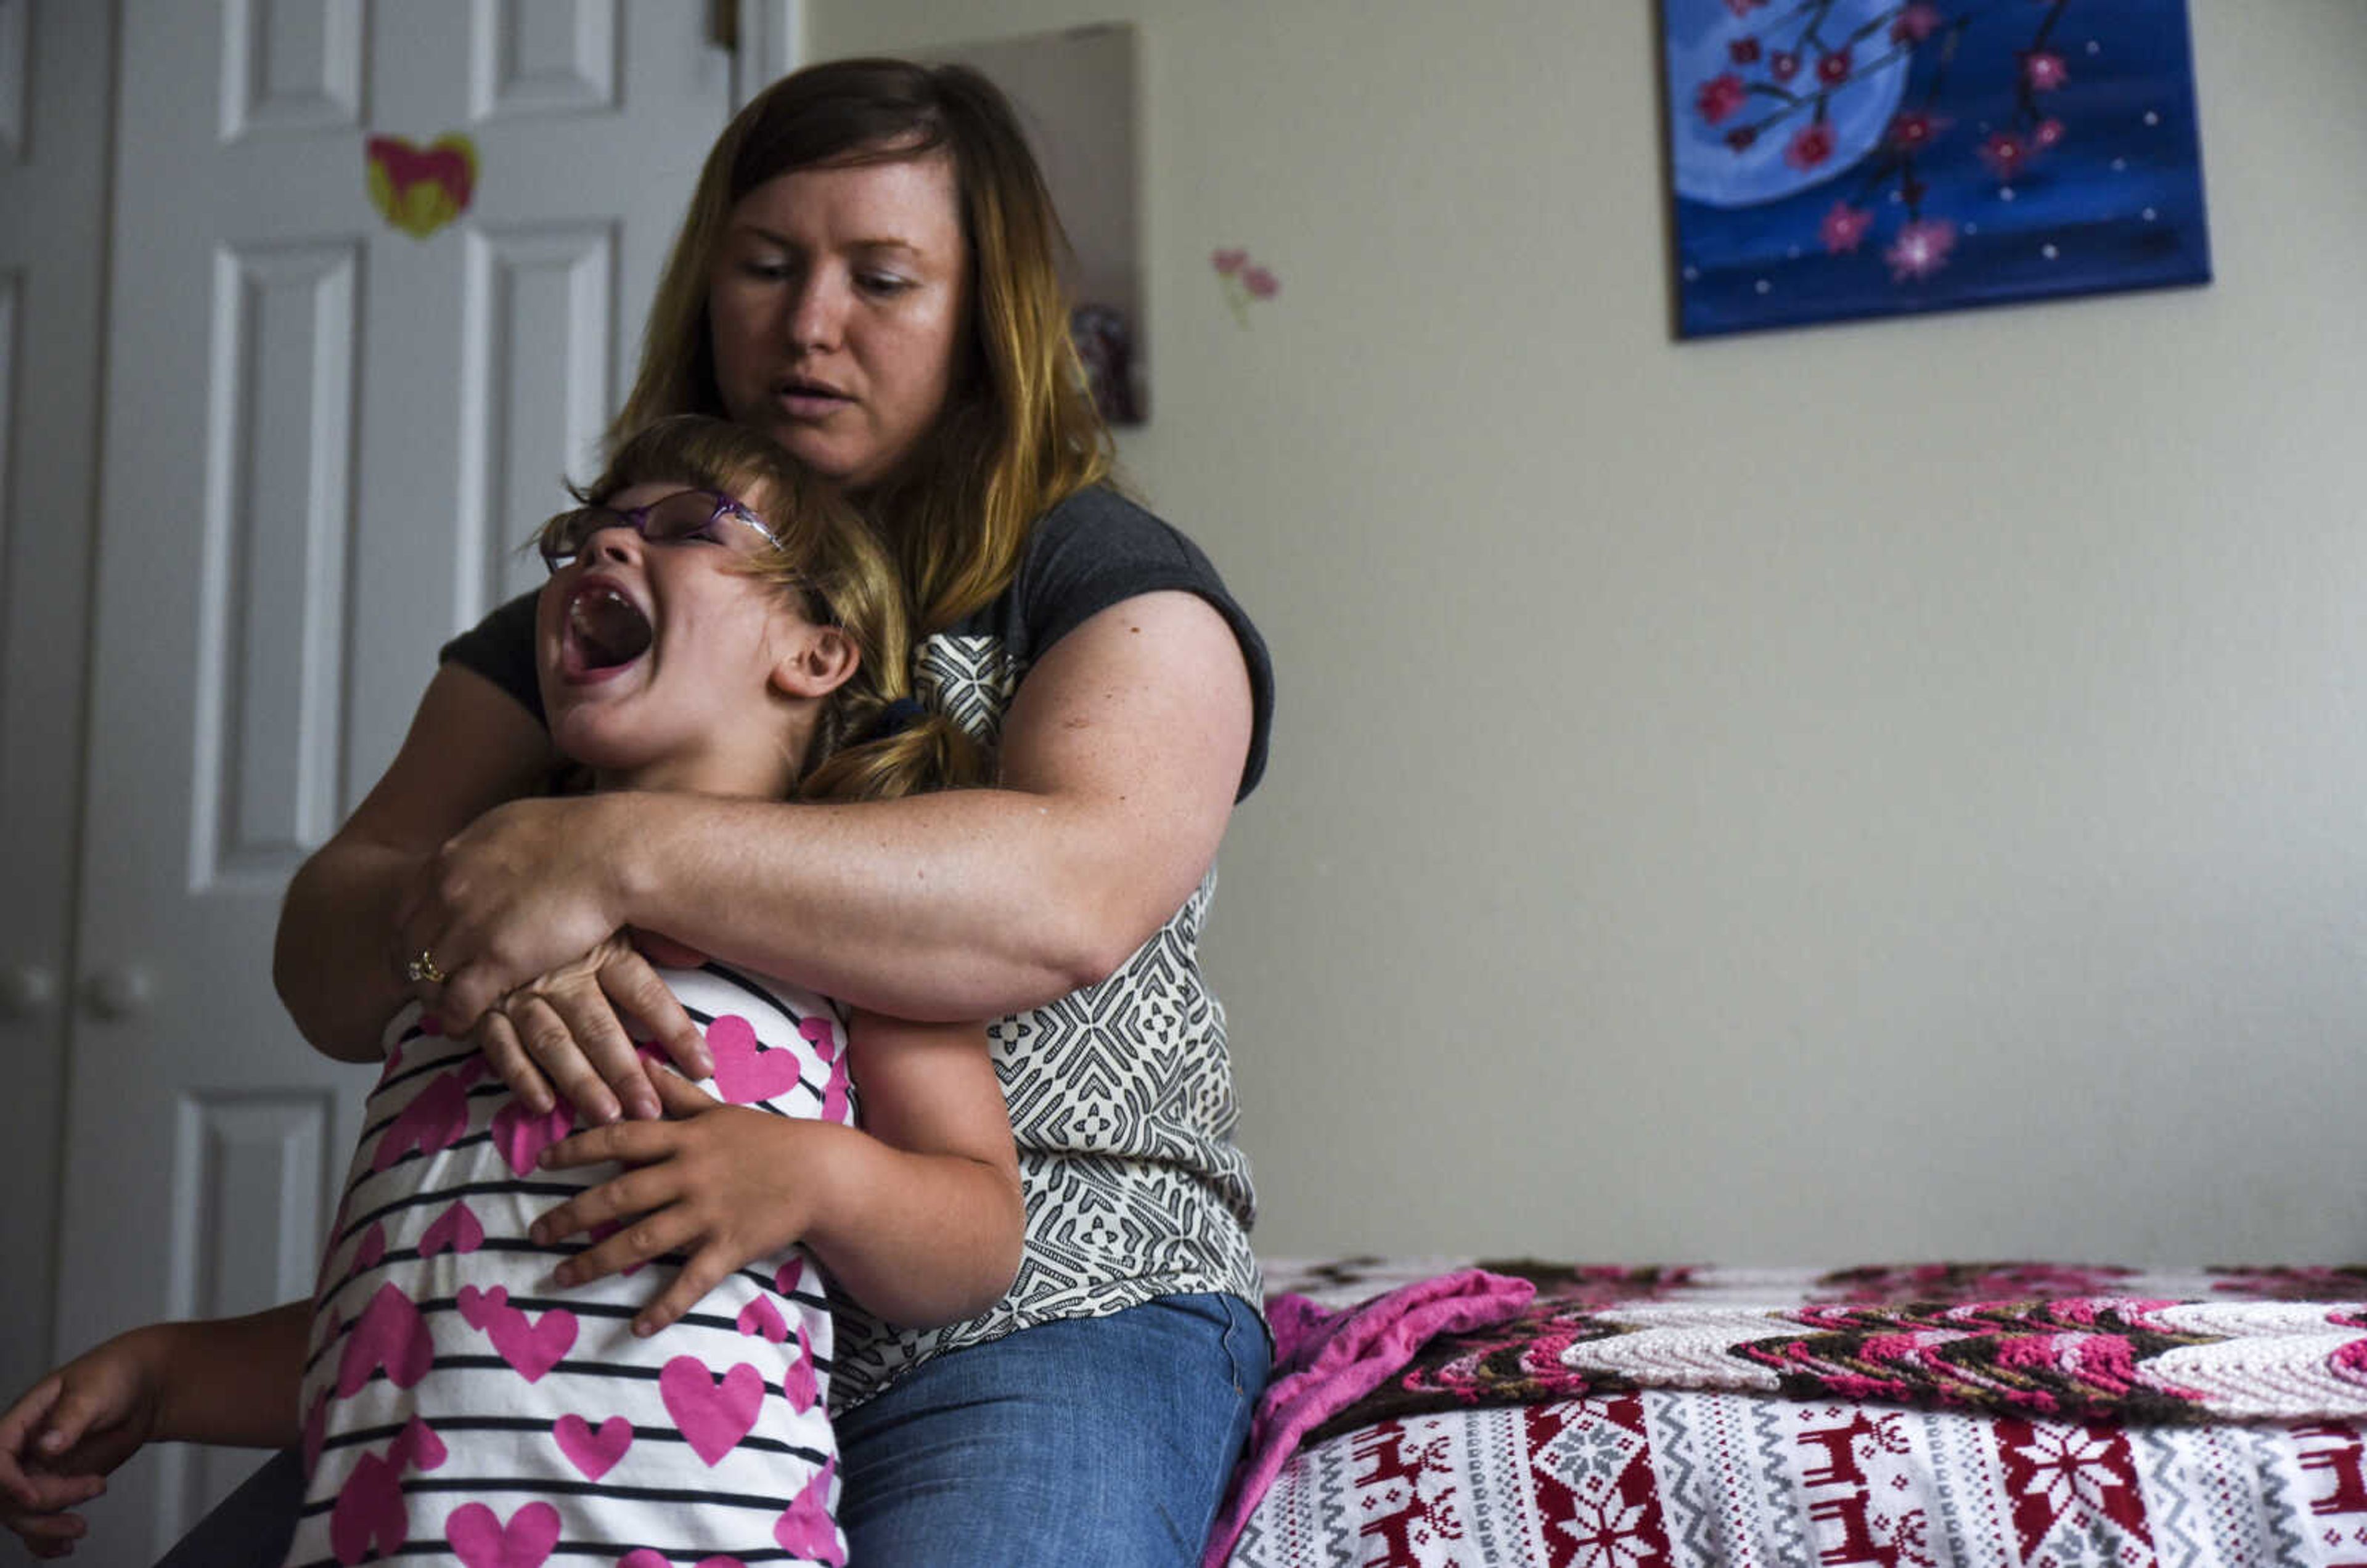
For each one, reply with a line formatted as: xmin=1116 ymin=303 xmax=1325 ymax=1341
xmin=1257 ymin=1260 xmax=2367 ymax=1447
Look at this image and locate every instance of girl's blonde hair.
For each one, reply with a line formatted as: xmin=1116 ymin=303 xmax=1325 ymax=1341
xmin=544 ymin=415 xmax=985 ymax=802
xmin=607 ymin=56 xmax=1114 ymax=635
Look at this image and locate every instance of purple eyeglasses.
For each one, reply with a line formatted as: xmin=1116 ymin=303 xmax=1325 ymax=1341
xmin=539 ymin=488 xmax=785 ymax=571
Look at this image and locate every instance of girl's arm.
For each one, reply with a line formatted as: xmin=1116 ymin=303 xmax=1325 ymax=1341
xmin=1 ymin=1305 xmax=308 ymax=1556
xmin=531 ymin=1010 xmax=1022 ymax=1333
xmin=414 ymin=590 xmax=1255 ymax=1030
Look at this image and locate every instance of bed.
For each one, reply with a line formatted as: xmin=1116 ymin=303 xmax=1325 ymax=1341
xmin=1212 ymin=1257 xmax=2367 ymax=1568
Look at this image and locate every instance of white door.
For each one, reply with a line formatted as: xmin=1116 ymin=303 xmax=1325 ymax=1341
xmin=0 ymin=0 xmax=113 ymax=1426
xmin=54 ymin=5 xmax=734 ymax=1558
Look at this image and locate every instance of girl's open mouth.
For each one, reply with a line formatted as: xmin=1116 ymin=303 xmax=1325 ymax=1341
xmin=565 ymin=582 xmax=653 ymax=671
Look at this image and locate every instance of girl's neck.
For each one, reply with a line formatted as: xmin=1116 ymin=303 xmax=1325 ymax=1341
xmin=587 ymin=732 xmax=808 ymax=802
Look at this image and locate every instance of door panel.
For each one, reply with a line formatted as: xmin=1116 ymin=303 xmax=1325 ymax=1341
xmin=0 ymin=0 xmax=110 ymax=1429
xmin=56 ymin=5 xmax=731 ymax=1557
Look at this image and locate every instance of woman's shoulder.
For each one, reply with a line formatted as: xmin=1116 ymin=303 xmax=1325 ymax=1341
xmin=979 ymin=486 xmax=1253 ymax=642
xmin=1023 ymin=485 xmax=1208 ymax=571
xmin=949 ymin=485 xmax=1274 ymax=799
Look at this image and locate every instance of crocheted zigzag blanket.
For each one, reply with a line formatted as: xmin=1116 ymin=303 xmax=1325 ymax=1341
xmin=1267 ymin=1260 xmax=2367 ymax=1447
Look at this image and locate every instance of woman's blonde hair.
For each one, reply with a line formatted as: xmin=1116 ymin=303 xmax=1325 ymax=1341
xmin=610 ymin=57 xmax=1115 ymax=634
xmin=545 ymin=415 xmax=985 ymax=802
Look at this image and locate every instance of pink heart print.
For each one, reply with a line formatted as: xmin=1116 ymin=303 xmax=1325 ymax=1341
xmin=390 ymin=1415 xmax=449 ymax=1472
xmin=300 ymin=1390 xmax=329 ymax=1480
xmin=372 ymin=1068 xmax=473 ymax=1172
xmin=772 ymin=1458 xmax=845 ymax=1564
xmin=327 ymin=1420 xmax=444 ymax=1564
xmin=782 ymin=1323 xmax=818 ymax=1415
xmin=353 ymin=1222 xmax=388 ymax=1272
xmin=818 ymin=1052 xmax=851 ymax=1127
xmin=707 ymin=1015 xmax=804 ymax=1105
xmin=798 ymin=1016 xmax=841 ymax=1063
xmin=798 ymin=1017 xmax=853 ymax=1125
xmin=446 ymin=1500 xmax=561 ymax=1568
xmin=420 ymin=1199 xmax=485 ymax=1257
xmin=553 ymin=1413 xmax=632 ymax=1481
xmin=337 ymin=1283 xmax=435 ymax=1395
xmin=660 ymin=1355 xmax=767 ymax=1466
xmin=491 ymin=1096 xmax=576 ymax=1177
xmin=773 ymin=1256 xmax=806 ymax=1298
xmin=457 ymin=1285 xmax=578 ymax=1382
xmin=330 ymin=1452 xmax=411 ymax=1565
xmin=737 ymin=1296 xmax=788 ymax=1342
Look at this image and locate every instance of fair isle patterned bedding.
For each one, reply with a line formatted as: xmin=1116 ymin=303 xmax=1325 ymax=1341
xmin=1224 ymin=1259 xmax=2367 ymax=1568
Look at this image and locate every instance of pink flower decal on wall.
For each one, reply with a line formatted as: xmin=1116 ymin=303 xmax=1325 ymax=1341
xmin=1212 ymin=248 xmax=1282 ymax=327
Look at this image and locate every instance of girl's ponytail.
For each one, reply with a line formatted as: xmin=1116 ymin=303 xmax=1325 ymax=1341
xmin=799 ymin=695 xmax=985 ymax=802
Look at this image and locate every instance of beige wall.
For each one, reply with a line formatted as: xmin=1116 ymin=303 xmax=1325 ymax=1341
xmin=809 ymin=0 xmax=2367 ymax=1264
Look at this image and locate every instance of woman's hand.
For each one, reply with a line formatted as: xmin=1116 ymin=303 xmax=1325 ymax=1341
xmin=470 ymin=934 xmax=710 ymax=1124
xmin=528 ymin=1070 xmax=840 ymax=1335
xmin=0 ymin=1333 xmax=168 ymax=1559
xmin=395 ymin=793 xmax=635 ymax=1035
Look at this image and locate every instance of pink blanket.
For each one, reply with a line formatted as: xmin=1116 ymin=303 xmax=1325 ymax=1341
xmin=1200 ymin=1268 xmax=1536 ymax=1568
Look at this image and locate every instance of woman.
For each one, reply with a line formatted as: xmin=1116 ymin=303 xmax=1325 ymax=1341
xmin=145 ymin=55 xmax=1270 ymax=1567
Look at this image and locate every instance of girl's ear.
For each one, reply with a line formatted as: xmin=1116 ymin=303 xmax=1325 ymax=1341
xmin=771 ymin=623 xmax=858 ymax=700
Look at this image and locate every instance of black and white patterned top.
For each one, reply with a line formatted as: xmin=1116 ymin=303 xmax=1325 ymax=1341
xmin=828 ymin=488 xmax=1274 ymax=1406
xmin=442 ymin=486 xmax=1276 ymax=1410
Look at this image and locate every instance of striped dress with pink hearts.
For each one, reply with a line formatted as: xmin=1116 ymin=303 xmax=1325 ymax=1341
xmin=282 ymin=962 xmax=853 ymax=1568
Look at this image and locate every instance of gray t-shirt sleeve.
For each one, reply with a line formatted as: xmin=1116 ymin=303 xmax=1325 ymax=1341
xmin=438 ymin=589 xmax=544 ymax=724
xmin=973 ymin=488 xmax=1275 ymax=799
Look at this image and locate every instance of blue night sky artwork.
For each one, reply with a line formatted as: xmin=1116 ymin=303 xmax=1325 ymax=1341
xmin=1664 ymin=0 xmax=2210 ymax=338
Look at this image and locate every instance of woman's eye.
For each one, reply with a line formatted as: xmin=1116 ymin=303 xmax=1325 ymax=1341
xmin=858 ymin=272 xmax=914 ymax=295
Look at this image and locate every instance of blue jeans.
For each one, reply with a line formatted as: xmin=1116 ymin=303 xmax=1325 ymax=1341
xmin=840 ymin=1292 xmax=1269 ymax=1564
xmin=155 ymin=1292 xmax=1268 ymax=1567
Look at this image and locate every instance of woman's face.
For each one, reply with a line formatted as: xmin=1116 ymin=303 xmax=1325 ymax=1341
xmin=707 ymin=154 xmax=970 ymax=491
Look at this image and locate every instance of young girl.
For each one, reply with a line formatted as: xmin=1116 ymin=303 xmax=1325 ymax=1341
xmin=0 ymin=415 xmax=1022 ymax=1567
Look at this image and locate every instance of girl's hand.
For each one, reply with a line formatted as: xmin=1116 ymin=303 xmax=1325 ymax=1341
xmin=0 ymin=1334 xmax=168 ymax=1559
xmin=394 ymin=793 xmax=632 ymax=1035
xmin=529 ymin=1070 xmax=841 ymax=1335
xmin=470 ymin=934 xmax=709 ymax=1124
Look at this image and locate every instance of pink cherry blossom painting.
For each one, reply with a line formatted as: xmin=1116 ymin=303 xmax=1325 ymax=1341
xmin=1664 ymin=0 xmax=2210 ymax=338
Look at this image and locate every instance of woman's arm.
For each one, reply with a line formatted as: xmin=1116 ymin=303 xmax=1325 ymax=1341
xmin=419 ymin=590 xmax=1255 ymax=1029
xmin=276 ymin=663 xmax=560 ymax=1060
xmin=531 ymin=1010 xmax=1023 ymax=1333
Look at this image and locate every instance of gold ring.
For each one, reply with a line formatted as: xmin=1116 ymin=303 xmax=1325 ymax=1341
xmin=405 ymin=949 xmax=447 ymax=986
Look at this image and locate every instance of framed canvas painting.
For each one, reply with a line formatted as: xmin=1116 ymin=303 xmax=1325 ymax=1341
xmin=1664 ymin=0 xmax=2211 ymax=338
xmin=918 ymin=24 xmax=1146 ymax=422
